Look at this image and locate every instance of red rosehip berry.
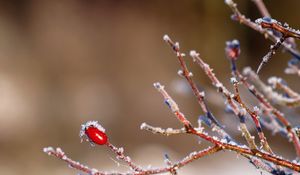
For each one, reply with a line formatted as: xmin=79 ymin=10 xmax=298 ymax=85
xmin=85 ymin=126 xmax=108 ymax=145
xmin=80 ymin=121 xmax=108 ymax=145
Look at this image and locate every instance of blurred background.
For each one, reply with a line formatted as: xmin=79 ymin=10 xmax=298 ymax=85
xmin=0 ymin=0 xmax=300 ymax=174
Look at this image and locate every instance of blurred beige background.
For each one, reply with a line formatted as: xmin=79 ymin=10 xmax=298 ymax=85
xmin=0 ymin=0 xmax=300 ymax=174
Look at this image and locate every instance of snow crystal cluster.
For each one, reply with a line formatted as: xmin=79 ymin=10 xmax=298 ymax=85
xmin=80 ymin=120 xmax=106 ymax=139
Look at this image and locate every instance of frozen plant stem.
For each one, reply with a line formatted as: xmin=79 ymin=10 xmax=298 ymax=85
xmin=251 ymin=0 xmax=270 ymax=17
xmin=106 ymin=142 xmax=143 ymax=172
xmin=44 ymin=145 xmax=222 ymax=175
xmin=256 ymin=36 xmax=286 ymax=74
xmin=244 ymin=68 xmax=300 ymax=107
xmin=285 ymin=64 xmax=300 ymax=76
xmin=232 ymin=80 xmax=273 ymax=154
xmin=140 ymin=123 xmax=187 ymax=136
xmin=163 ymin=35 xmax=225 ymax=129
xmin=189 ymin=49 xmax=258 ymax=151
xmin=163 ymin=35 xmax=209 ymax=115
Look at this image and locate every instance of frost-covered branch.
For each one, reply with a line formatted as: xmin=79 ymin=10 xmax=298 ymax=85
xmin=244 ymin=67 xmax=300 ymax=107
xmin=43 ymin=1 xmax=300 ymax=175
xmin=140 ymin=123 xmax=187 ymax=136
xmin=268 ymin=76 xmax=300 ymax=99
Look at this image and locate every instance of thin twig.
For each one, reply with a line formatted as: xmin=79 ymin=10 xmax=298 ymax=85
xmin=268 ymin=76 xmax=300 ymax=99
xmin=251 ymin=0 xmax=270 ymax=17
xmin=244 ymin=67 xmax=300 ymax=107
xmin=231 ymin=80 xmax=273 ymax=154
xmin=256 ymin=36 xmax=286 ymax=74
xmin=140 ymin=123 xmax=187 ymax=136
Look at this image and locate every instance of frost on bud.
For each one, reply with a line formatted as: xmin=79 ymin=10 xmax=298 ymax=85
xmin=199 ymin=91 xmax=205 ymax=97
xmin=224 ymin=0 xmax=233 ymax=6
xmin=140 ymin=122 xmax=147 ymax=130
xmin=255 ymin=18 xmax=264 ymax=25
xmin=43 ymin=147 xmax=55 ymax=156
xmin=80 ymin=121 xmax=108 ymax=145
xmin=91 ymin=169 xmax=99 ymax=175
xmin=189 ymin=50 xmax=199 ymax=58
xmin=225 ymin=39 xmax=240 ymax=60
xmin=255 ymin=17 xmax=278 ymax=29
xmin=253 ymin=106 xmax=260 ymax=113
xmin=163 ymin=34 xmax=170 ymax=42
xmin=164 ymin=98 xmax=179 ymax=112
xmin=177 ymin=69 xmax=184 ymax=77
xmin=268 ymin=76 xmax=279 ymax=85
xmin=198 ymin=115 xmax=212 ymax=127
xmin=153 ymin=82 xmax=164 ymax=91
xmin=230 ymin=77 xmax=238 ymax=84
xmin=174 ymin=42 xmax=180 ymax=50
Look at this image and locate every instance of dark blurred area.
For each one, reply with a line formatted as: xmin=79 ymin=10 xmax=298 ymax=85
xmin=0 ymin=0 xmax=300 ymax=174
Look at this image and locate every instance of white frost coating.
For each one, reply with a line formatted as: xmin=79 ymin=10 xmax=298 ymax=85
xmin=255 ymin=17 xmax=277 ymax=25
xmin=268 ymin=76 xmax=277 ymax=84
xmin=140 ymin=122 xmax=147 ymax=130
xmin=268 ymin=76 xmax=281 ymax=88
xmin=255 ymin=18 xmax=263 ymax=24
xmin=163 ymin=34 xmax=170 ymax=42
xmin=62 ymin=155 xmax=67 ymax=160
xmin=220 ymin=138 xmax=227 ymax=143
xmin=270 ymin=19 xmax=277 ymax=24
xmin=240 ymin=108 xmax=247 ymax=116
xmin=253 ymin=106 xmax=260 ymax=112
xmin=199 ymin=91 xmax=205 ymax=97
xmin=285 ymin=67 xmax=297 ymax=74
xmin=117 ymin=147 xmax=124 ymax=154
xmin=43 ymin=147 xmax=54 ymax=153
xmin=165 ymin=98 xmax=179 ymax=112
xmin=232 ymin=39 xmax=239 ymax=45
xmin=56 ymin=147 xmax=64 ymax=155
xmin=229 ymin=141 xmax=237 ymax=146
xmin=212 ymin=136 xmax=219 ymax=141
xmin=174 ymin=42 xmax=180 ymax=49
xmin=215 ymin=83 xmax=223 ymax=89
xmin=177 ymin=69 xmax=184 ymax=77
xmin=224 ymin=0 xmax=233 ymax=5
xmin=91 ymin=168 xmax=99 ymax=175
xmin=242 ymin=67 xmax=252 ymax=75
xmin=189 ymin=50 xmax=199 ymax=58
xmin=230 ymin=77 xmax=238 ymax=84
xmin=80 ymin=121 xmax=106 ymax=139
xmin=153 ymin=82 xmax=164 ymax=90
